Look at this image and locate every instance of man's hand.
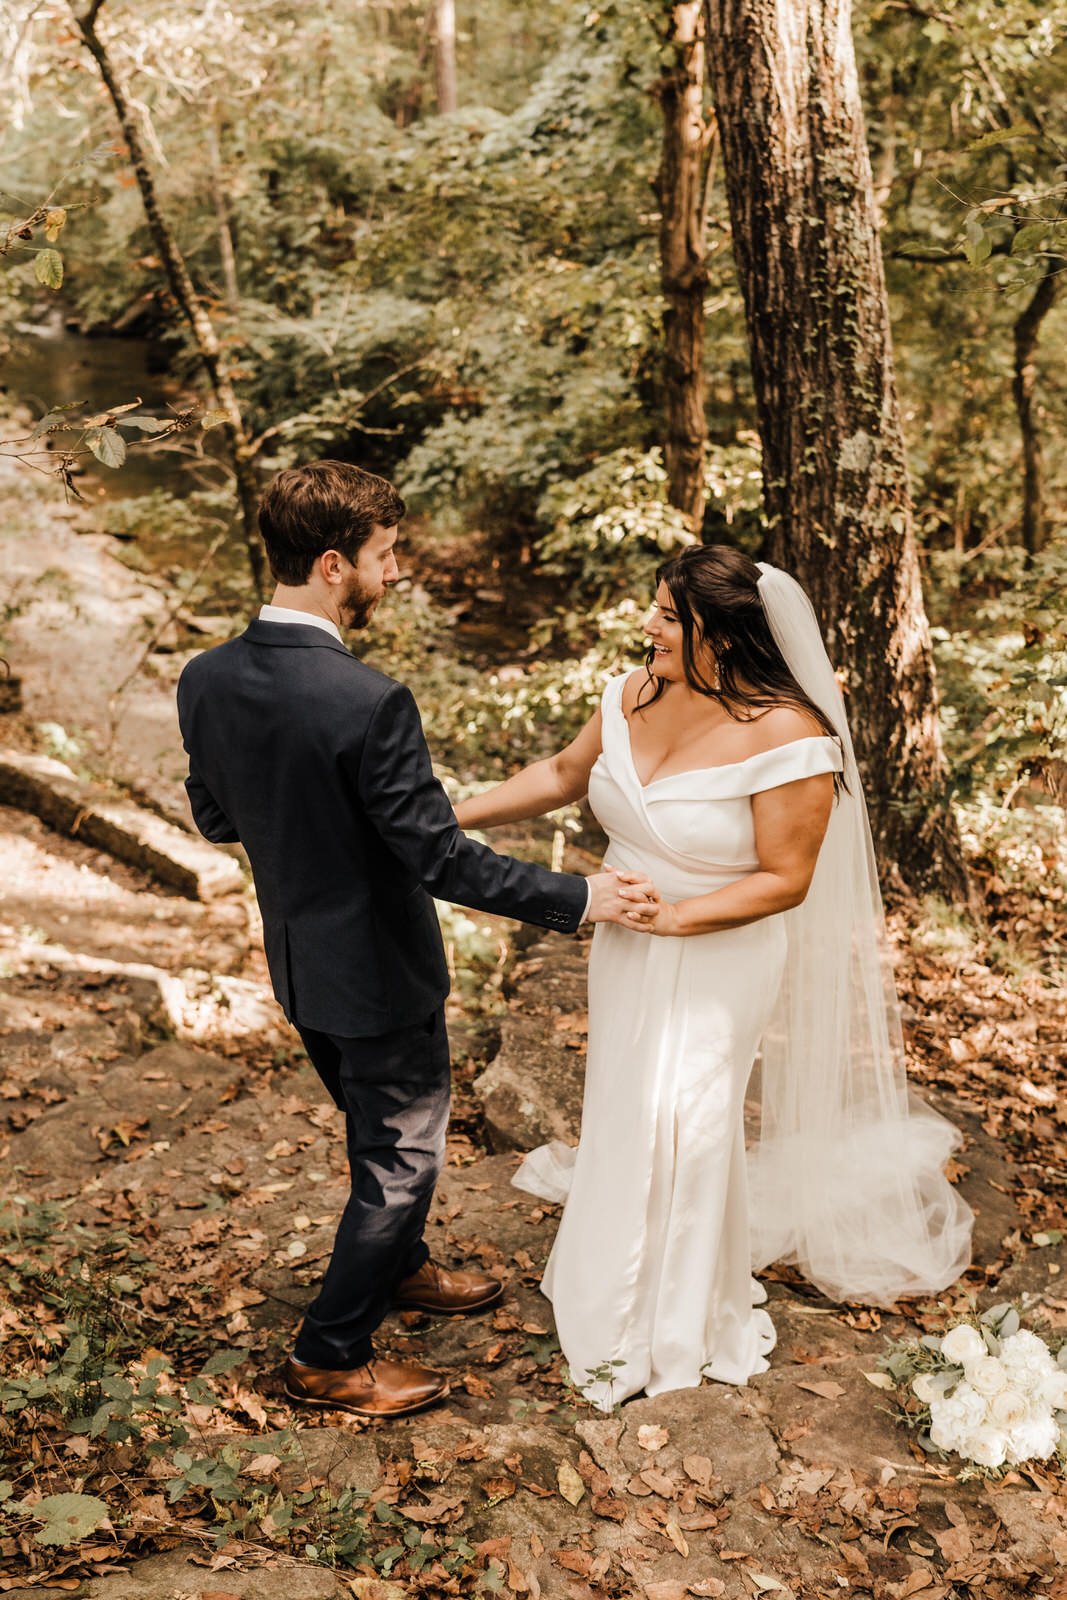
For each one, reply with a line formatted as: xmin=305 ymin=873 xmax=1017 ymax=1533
xmin=585 ymin=867 xmax=660 ymax=929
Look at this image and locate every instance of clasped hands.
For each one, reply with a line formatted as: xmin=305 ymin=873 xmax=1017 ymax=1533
xmin=586 ymin=866 xmax=673 ymax=934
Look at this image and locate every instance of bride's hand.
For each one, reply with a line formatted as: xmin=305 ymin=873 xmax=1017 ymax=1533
xmin=612 ymin=870 xmax=666 ymax=934
xmin=624 ymin=892 xmax=680 ymax=936
xmin=585 ymin=868 xmax=659 ymax=929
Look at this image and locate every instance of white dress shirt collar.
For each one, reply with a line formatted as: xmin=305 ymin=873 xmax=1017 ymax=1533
xmin=258 ymin=603 xmax=343 ymax=643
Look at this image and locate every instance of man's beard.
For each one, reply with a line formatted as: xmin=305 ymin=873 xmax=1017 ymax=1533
xmin=339 ymin=575 xmax=382 ymax=630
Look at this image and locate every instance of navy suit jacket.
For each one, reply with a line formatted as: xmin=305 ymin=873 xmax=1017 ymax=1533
xmin=176 ymin=619 xmax=587 ymax=1036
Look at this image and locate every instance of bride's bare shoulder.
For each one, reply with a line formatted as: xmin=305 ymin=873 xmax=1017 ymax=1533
xmin=747 ymin=703 xmax=826 ymax=751
xmin=619 ymin=668 xmax=651 ymax=719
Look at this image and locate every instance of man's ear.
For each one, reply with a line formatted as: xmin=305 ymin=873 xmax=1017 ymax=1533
xmin=319 ymin=549 xmax=346 ymax=585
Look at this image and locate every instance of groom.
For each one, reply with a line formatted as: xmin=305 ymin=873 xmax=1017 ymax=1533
xmin=176 ymin=459 xmax=654 ymax=1419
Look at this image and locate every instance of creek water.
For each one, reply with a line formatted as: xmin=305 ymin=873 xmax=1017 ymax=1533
xmin=1 ymin=311 xmax=203 ymax=502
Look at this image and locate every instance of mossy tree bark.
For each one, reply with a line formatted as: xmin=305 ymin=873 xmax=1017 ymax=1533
xmin=705 ymin=0 xmax=968 ymax=899
xmin=1012 ymin=256 xmax=1061 ymax=559
xmin=70 ymin=0 xmax=266 ymax=597
xmin=655 ymin=2 xmax=717 ymax=531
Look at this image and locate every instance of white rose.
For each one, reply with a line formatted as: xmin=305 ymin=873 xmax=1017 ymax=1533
xmin=928 ymin=1388 xmax=983 ymax=1453
xmin=1034 ymin=1371 xmax=1067 ymax=1412
xmin=950 ymin=1381 xmax=988 ymax=1430
xmin=929 ymin=1409 xmax=962 ymax=1452
xmin=1000 ymin=1330 xmax=1055 ymax=1380
xmin=967 ymin=1427 xmax=1008 ymax=1468
xmin=912 ymin=1373 xmax=941 ymax=1404
xmin=940 ymin=1324 xmax=986 ymax=1365
xmin=988 ymin=1388 xmax=1029 ymax=1428
xmin=1006 ymin=1412 xmax=1059 ymax=1462
xmin=966 ymin=1356 xmax=1008 ymax=1397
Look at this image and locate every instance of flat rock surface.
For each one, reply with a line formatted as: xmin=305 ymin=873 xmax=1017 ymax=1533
xmin=0 ymin=1551 xmax=354 ymax=1598
xmin=0 ymin=748 xmax=244 ymax=899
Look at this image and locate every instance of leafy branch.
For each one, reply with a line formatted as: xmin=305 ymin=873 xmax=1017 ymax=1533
xmin=0 ymin=400 xmax=214 ymax=497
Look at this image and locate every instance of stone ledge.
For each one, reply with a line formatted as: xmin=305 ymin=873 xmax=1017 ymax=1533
xmin=0 ymin=747 xmax=243 ymax=900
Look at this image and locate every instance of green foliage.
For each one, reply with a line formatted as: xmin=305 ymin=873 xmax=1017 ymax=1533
xmin=0 ymin=0 xmax=1062 ymax=947
xmin=536 ymin=447 xmax=697 ymax=607
xmin=26 ymin=1493 xmax=109 ymax=1547
xmin=0 ymin=1198 xmax=375 ymax=1572
xmin=1 ymin=193 xmax=69 ymax=300
xmin=862 ymin=0 xmax=1067 ymax=547
xmin=926 ymin=537 xmax=1066 ymax=892
xmin=930 ymin=537 xmax=1066 ymax=774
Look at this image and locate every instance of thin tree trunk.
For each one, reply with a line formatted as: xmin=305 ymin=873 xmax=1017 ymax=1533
xmin=397 ymin=1 xmax=435 ymax=128
xmin=706 ymin=0 xmax=967 ymax=899
xmin=1012 ymin=256 xmax=1060 ymax=558
xmin=435 ymin=0 xmax=457 ymax=115
xmin=656 ymin=1 xmax=715 ymax=531
xmin=69 ymin=1 xmax=265 ymax=596
xmin=206 ymin=107 xmax=240 ymax=311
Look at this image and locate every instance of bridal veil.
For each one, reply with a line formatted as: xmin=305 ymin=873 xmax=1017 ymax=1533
xmin=747 ymin=563 xmax=973 ymax=1305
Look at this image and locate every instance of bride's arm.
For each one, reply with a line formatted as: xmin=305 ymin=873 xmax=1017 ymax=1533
xmin=635 ymin=773 xmax=834 ymax=936
xmin=454 ymin=710 xmax=603 ymax=829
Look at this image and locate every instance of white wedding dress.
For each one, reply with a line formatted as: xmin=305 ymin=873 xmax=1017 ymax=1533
xmin=514 ymin=672 xmax=846 ymax=1410
xmin=514 ymin=566 xmax=975 ymax=1412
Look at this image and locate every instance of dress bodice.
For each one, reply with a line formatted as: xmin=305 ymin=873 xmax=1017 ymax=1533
xmin=587 ymin=673 xmax=844 ymax=901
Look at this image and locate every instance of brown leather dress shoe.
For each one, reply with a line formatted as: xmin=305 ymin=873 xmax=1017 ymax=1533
xmin=282 ymin=1354 xmax=449 ymax=1418
xmin=393 ymin=1259 xmax=503 ymax=1314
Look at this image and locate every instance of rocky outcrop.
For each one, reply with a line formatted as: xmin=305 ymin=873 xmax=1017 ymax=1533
xmin=473 ymin=937 xmax=588 ymax=1151
xmin=0 ymin=747 xmax=243 ymax=899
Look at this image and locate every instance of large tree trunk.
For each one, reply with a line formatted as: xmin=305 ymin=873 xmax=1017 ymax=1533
xmin=70 ymin=1 xmax=265 ymax=596
xmin=705 ymin=0 xmax=967 ymax=899
xmin=434 ymin=0 xmax=458 ymax=115
xmin=655 ymin=2 xmax=715 ymax=531
xmin=1012 ymin=257 xmax=1060 ymax=558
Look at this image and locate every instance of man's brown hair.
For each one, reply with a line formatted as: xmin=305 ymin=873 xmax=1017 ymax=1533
xmin=258 ymin=460 xmax=406 ymax=585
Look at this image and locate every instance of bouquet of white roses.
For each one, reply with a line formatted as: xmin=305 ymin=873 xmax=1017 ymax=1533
xmin=879 ymin=1301 xmax=1067 ymax=1474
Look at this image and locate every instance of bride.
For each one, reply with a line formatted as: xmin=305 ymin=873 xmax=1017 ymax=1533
xmin=454 ymin=544 xmax=974 ymax=1411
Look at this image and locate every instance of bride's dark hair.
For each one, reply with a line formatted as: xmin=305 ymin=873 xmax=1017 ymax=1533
xmin=640 ymin=544 xmax=847 ymax=793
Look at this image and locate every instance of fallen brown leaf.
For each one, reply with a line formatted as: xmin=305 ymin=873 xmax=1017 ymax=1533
xmin=554 ymin=1548 xmax=592 ymax=1576
xmin=795 ymin=1379 xmax=846 ymax=1399
xmin=665 ymin=1518 xmax=689 ymax=1556
xmin=557 ymin=1461 xmax=585 ymax=1506
xmin=402 ymin=1493 xmax=464 ymax=1523
xmin=592 ymin=1492 xmax=628 ymax=1522
xmin=934 ymin=1523 xmax=971 ymax=1563
xmin=482 ymin=1476 xmax=517 ymax=1502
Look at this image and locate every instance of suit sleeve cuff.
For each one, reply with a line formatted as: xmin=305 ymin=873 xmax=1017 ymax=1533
xmin=579 ymin=880 xmax=593 ymax=925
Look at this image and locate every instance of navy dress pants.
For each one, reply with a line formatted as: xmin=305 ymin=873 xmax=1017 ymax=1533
xmin=291 ymin=1008 xmax=451 ymax=1369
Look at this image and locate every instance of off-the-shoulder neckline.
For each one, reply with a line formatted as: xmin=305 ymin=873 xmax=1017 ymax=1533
xmin=611 ymin=682 xmax=839 ymax=790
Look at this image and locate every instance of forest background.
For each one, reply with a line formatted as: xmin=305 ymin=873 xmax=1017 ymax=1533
xmin=0 ymin=0 xmax=1066 ymax=1592
xmin=2 ymin=0 xmax=1064 ymax=936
